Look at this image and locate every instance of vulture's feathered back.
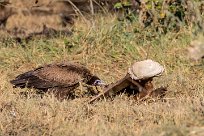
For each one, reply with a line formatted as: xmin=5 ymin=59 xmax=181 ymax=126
xmin=10 ymin=62 xmax=103 ymax=98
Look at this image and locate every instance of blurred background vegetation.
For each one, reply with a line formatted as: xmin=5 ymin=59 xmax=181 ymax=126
xmin=114 ymin=0 xmax=204 ymax=35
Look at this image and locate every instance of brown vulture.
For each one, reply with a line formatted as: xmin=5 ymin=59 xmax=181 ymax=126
xmin=10 ymin=62 xmax=104 ymax=99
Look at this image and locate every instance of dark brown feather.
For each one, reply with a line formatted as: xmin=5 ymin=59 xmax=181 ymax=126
xmin=10 ymin=62 xmax=98 ymax=93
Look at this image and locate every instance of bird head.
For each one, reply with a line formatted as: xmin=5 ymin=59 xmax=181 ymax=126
xmin=87 ymin=76 xmax=106 ymax=86
xmin=93 ymin=79 xmax=106 ymax=86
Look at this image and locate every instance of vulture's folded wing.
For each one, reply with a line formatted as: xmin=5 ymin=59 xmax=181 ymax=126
xmin=10 ymin=63 xmax=91 ymax=89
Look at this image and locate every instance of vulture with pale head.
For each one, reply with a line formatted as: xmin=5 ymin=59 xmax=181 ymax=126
xmin=10 ymin=62 xmax=104 ymax=99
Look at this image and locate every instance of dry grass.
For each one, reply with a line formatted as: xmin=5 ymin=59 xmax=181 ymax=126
xmin=0 ymin=13 xmax=204 ymax=135
xmin=0 ymin=0 xmax=113 ymax=38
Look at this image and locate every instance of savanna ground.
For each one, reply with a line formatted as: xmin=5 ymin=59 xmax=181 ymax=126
xmin=1 ymin=8 xmax=204 ymax=136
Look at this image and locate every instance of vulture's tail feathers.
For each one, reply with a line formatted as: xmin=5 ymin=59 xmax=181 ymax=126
xmin=10 ymin=71 xmax=38 ymax=88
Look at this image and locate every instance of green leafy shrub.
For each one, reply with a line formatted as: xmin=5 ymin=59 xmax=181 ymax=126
xmin=114 ymin=0 xmax=204 ymax=33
